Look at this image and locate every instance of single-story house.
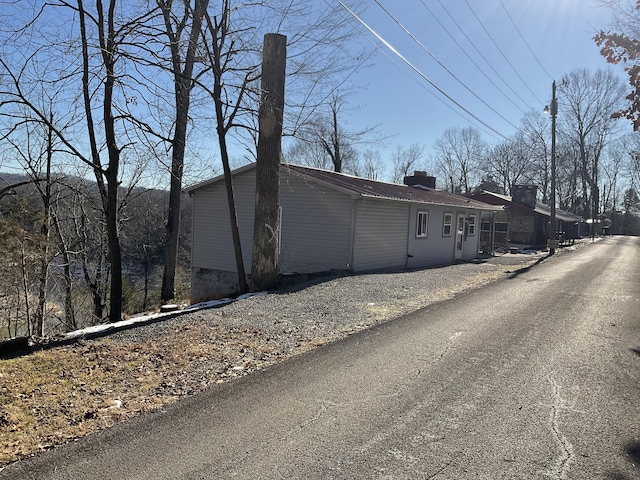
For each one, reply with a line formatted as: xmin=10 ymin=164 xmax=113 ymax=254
xmin=471 ymin=186 xmax=584 ymax=251
xmin=187 ymin=163 xmax=500 ymax=303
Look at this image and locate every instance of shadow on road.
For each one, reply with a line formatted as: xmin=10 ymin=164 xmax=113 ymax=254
xmin=505 ymin=255 xmax=550 ymax=280
xmin=627 ymin=441 xmax=640 ymax=466
xmin=604 ymin=441 xmax=640 ymax=479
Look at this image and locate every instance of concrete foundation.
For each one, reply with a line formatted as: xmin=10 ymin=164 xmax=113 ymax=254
xmin=190 ymin=268 xmax=241 ymax=304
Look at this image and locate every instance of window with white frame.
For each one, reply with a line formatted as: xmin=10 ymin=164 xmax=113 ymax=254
xmin=443 ymin=212 xmax=453 ymax=236
xmin=416 ymin=211 xmax=428 ymax=238
xmin=467 ymin=214 xmax=477 ymax=235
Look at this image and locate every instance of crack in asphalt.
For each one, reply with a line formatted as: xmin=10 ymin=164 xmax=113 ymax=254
xmin=547 ymin=373 xmax=574 ymax=479
xmin=210 ymin=331 xmax=465 ymax=476
xmin=417 ymin=331 xmax=464 ymax=366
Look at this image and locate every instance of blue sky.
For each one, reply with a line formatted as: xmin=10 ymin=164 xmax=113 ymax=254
xmin=334 ymin=0 xmax=622 ymax=168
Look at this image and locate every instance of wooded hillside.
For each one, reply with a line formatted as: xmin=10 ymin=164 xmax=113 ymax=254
xmin=0 ymin=174 xmax=191 ymax=340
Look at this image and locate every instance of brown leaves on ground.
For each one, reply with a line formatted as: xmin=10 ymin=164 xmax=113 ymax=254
xmin=0 ymin=323 xmax=290 ymax=467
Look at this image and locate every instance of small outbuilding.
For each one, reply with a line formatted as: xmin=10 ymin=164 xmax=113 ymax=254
xmin=187 ymin=163 xmax=500 ymax=302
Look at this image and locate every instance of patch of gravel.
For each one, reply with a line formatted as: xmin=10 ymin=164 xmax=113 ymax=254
xmin=108 ymin=252 xmax=546 ymax=350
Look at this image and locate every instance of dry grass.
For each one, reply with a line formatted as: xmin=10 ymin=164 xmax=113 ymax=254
xmin=0 ymin=323 xmax=286 ymax=467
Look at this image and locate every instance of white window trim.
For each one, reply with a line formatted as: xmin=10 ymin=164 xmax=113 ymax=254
xmin=416 ymin=210 xmax=428 ymax=238
xmin=443 ymin=212 xmax=453 ymax=237
xmin=467 ymin=214 xmax=477 ymax=236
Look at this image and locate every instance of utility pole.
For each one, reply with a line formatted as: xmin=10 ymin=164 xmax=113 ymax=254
xmin=250 ymin=33 xmax=287 ymax=292
xmin=547 ymin=80 xmax=558 ymax=255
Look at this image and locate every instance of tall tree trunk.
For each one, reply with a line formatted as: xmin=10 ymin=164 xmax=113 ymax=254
xmin=35 ymin=116 xmax=54 ymax=337
xmin=52 ymin=212 xmax=76 ymax=330
xmin=250 ymin=33 xmax=286 ymax=292
xmin=78 ymin=0 xmax=123 ymax=322
xmin=208 ymin=2 xmax=248 ymax=293
xmin=160 ymin=0 xmax=209 ymax=303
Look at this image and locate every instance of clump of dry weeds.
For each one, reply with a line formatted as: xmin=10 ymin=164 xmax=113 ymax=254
xmin=0 ymin=323 xmax=286 ymax=467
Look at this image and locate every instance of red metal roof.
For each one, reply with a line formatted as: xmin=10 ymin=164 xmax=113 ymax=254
xmin=284 ymin=164 xmax=499 ymax=210
xmin=187 ymin=162 xmax=500 ymax=210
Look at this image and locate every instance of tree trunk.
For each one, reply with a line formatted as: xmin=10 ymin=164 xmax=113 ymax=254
xmin=250 ymin=33 xmax=286 ymax=292
xmin=160 ymin=0 xmax=209 ymax=303
xmin=161 ymin=166 xmax=181 ymax=302
xmin=35 ymin=118 xmax=54 ymax=338
xmin=52 ymin=212 xmax=76 ymax=330
xmin=208 ymin=2 xmax=249 ymax=294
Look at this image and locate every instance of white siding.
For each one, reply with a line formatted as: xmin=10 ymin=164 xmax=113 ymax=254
xmin=192 ymin=168 xmax=354 ymax=275
xmin=279 ymin=170 xmax=354 ymax=273
xmin=406 ymin=204 xmax=456 ymax=268
xmin=352 ymin=200 xmax=409 ymax=272
xmin=191 ymin=169 xmax=256 ymax=272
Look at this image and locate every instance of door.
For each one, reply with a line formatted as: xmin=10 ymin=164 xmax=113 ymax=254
xmin=455 ymin=213 xmax=465 ymax=260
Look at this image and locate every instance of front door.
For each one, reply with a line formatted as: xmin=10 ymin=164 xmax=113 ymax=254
xmin=455 ymin=214 xmax=465 ymax=260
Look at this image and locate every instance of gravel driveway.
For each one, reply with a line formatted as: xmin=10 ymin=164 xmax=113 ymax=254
xmin=109 ymin=250 xmax=550 ymax=350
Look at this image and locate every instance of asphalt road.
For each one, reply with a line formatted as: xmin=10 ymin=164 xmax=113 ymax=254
xmin=3 ymin=236 xmax=639 ymax=480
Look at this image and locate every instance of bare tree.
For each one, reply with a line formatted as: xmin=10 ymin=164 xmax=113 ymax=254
xmin=391 ymin=144 xmax=425 ymax=184
xmin=154 ymin=0 xmax=209 ymax=303
xmin=483 ymin=131 xmax=535 ymax=196
xmin=358 ymin=149 xmax=386 ymax=180
xmin=0 ymin=1 xmax=164 ymax=323
xmin=432 ymin=127 xmax=486 ymax=194
xmin=558 ymin=68 xmax=626 ymax=221
xmin=290 ymin=93 xmax=377 ymax=174
xmin=520 ymin=110 xmax=551 ymax=202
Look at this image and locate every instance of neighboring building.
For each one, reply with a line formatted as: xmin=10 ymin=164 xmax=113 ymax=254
xmin=187 ymin=163 xmax=500 ymax=303
xmin=472 ymin=186 xmax=584 ymax=251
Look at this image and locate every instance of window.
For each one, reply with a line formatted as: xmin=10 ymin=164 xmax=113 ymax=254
xmin=482 ymin=221 xmax=507 ymax=233
xmin=467 ymin=214 xmax=477 ymax=235
xmin=443 ymin=213 xmax=453 ymax=236
xmin=416 ymin=211 xmax=428 ymax=237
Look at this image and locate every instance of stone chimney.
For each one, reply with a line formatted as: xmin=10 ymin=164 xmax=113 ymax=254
xmin=404 ymin=171 xmax=436 ymax=189
xmin=512 ymin=184 xmax=538 ymax=209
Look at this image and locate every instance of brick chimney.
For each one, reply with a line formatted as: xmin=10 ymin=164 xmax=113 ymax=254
xmin=512 ymin=185 xmax=538 ymax=209
xmin=404 ymin=171 xmax=436 ymax=189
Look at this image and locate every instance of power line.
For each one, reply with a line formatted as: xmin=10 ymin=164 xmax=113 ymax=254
xmin=463 ymin=0 xmax=545 ymax=106
xmin=418 ymin=0 xmax=528 ymax=116
xmin=336 ymin=0 xmax=509 ymax=140
xmin=374 ymin=0 xmax=520 ymax=131
xmin=362 ymin=34 xmax=503 ymax=142
xmin=499 ymin=0 xmax=554 ymax=82
xmin=434 ymin=0 xmax=533 ymax=112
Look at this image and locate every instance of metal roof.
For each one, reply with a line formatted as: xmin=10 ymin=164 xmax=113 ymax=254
xmin=283 ymin=164 xmax=500 ymax=210
xmin=188 ymin=163 xmax=501 ymax=211
xmin=474 ymin=190 xmax=584 ymax=223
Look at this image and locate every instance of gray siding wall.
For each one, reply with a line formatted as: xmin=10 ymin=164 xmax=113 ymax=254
xmin=406 ymin=204 xmax=456 ymax=268
xmin=191 ymin=167 xmax=354 ymax=276
xmin=279 ymin=170 xmax=354 ymax=274
xmin=191 ymin=169 xmax=257 ymax=272
xmin=352 ymin=199 xmax=410 ymax=272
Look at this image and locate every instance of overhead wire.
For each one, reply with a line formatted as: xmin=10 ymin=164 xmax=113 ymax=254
xmin=373 ymin=0 xmax=521 ymax=131
xmin=418 ymin=0 xmax=528 ymax=116
xmin=336 ymin=0 xmax=509 ymax=140
xmin=434 ymin=0 xmax=533 ymax=112
xmin=463 ymin=0 xmax=545 ymax=106
xmin=499 ymin=0 xmax=555 ymax=82
xmin=360 ymin=32 xmax=503 ymax=142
